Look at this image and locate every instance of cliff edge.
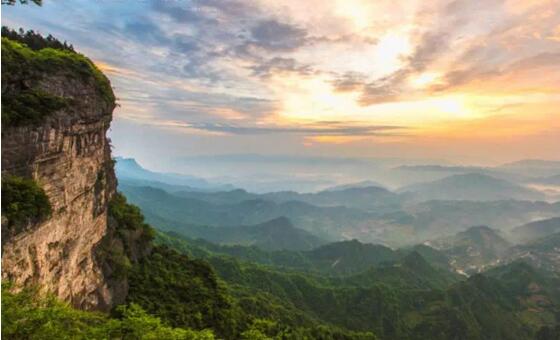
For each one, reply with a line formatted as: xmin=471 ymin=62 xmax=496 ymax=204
xmin=1 ymin=36 xmax=148 ymax=310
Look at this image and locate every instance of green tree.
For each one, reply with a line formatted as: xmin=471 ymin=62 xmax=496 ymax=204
xmin=1 ymin=283 xmax=216 ymax=339
xmin=1 ymin=175 xmax=51 ymax=239
xmin=2 ymin=0 xmax=41 ymax=5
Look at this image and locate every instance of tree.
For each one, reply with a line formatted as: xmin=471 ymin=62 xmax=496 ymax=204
xmin=2 ymin=0 xmax=42 ymax=5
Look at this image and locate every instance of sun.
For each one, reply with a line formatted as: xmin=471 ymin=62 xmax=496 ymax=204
xmin=435 ymin=97 xmax=470 ymax=118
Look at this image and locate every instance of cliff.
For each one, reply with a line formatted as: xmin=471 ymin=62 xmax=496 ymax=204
xmin=1 ymin=37 xmax=148 ymax=310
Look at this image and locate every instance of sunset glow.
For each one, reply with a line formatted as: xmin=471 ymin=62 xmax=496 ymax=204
xmin=4 ymin=0 xmax=558 ymax=164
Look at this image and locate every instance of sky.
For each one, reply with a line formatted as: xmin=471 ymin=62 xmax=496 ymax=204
xmin=2 ymin=0 xmax=560 ymax=170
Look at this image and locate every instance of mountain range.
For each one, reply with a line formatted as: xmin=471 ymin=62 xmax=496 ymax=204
xmin=118 ymin=162 xmax=560 ymax=247
xmin=115 ymin=157 xmax=235 ymax=192
xmin=166 ymin=216 xmax=326 ymax=251
xmin=399 ymin=173 xmax=545 ymax=201
xmin=510 ymin=217 xmax=560 ymax=243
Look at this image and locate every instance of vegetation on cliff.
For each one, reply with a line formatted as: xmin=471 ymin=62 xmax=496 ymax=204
xmin=1 ymin=28 xmax=114 ymax=126
xmin=2 ymin=27 xmax=74 ymax=51
xmin=1 ymin=284 xmax=215 ymax=339
xmin=1 ymin=175 xmax=51 ymax=240
xmin=126 ymin=246 xmax=239 ymax=338
xmin=97 ymin=192 xmax=155 ymax=280
xmin=109 ymin=192 xmax=155 ymax=245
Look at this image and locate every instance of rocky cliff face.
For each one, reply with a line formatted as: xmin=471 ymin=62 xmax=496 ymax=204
xmin=1 ymin=38 xmax=136 ymax=310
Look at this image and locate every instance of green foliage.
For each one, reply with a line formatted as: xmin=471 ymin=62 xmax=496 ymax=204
xmin=156 ymin=231 xmax=425 ymax=277
xmin=156 ymin=231 xmax=457 ymax=288
xmin=125 ymin=244 xmax=379 ymax=339
xmin=1 ymin=87 xmax=70 ymax=126
xmin=1 ymin=175 xmax=51 ymax=237
xmin=1 ymin=0 xmax=42 ymax=5
xmin=536 ymin=325 xmax=560 ymax=340
xmin=1 ymin=36 xmax=114 ymax=127
xmin=126 ymin=246 xmax=240 ymax=338
xmin=2 ymin=283 xmax=109 ymax=339
xmin=156 ymin=230 xmax=560 ymax=340
xmin=115 ymin=304 xmax=215 ymax=340
xmin=157 ymin=235 xmax=417 ymax=338
xmin=2 ymin=27 xmax=74 ymax=51
xmin=109 ymin=192 xmax=155 ymax=241
xmin=240 ymin=319 xmax=377 ymax=340
xmin=99 ymin=192 xmax=155 ymax=280
xmin=1 ymin=283 xmax=213 ymax=339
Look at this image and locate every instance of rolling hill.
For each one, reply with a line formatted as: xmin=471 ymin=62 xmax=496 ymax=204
xmin=510 ymin=217 xmax=560 ymax=243
xmin=169 ymin=217 xmax=326 ymax=251
xmin=497 ymin=159 xmax=560 ymax=178
xmin=429 ymin=226 xmax=512 ymax=274
xmin=115 ymin=157 xmax=234 ymax=192
xmin=118 ymin=183 xmax=379 ymax=241
xmin=506 ymin=232 xmax=560 ymax=273
xmin=400 ymin=173 xmax=544 ymax=201
xmin=263 ymin=185 xmax=403 ymax=212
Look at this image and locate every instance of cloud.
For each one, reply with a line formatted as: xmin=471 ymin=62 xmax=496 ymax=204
xmin=248 ymin=19 xmax=308 ymax=51
xmin=331 ymin=72 xmax=367 ymax=92
xmin=184 ymin=122 xmax=405 ymax=136
xmin=151 ymin=0 xmax=218 ymax=25
xmin=430 ymin=51 xmax=560 ymax=93
xmin=4 ymin=0 xmax=558 ymax=163
xmin=358 ymin=0 xmax=517 ymax=105
xmin=508 ymin=52 xmax=560 ymax=71
xmin=124 ymin=17 xmax=170 ymax=45
xmin=250 ymin=57 xmax=313 ymax=77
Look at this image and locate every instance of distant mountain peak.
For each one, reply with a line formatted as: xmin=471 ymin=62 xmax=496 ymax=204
xmin=115 ymin=157 xmax=234 ymax=192
xmin=258 ymin=216 xmax=294 ymax=228
xmin=463 ymin=225 xmax=494 ymax=233
xmin=115 ymin=156 xmax=142 ymax=167
xmin=458 ymin=225 xmax=507 ymax=242
xmin=511 ymin=217 xmax=560 ymax=243
xmin=400 ymin=172 xmax=544 ymax=201
xmin=402 ymin=250 xmax=430 ymax=268
xmin=325 ymin=180 xmax=386 ymax=191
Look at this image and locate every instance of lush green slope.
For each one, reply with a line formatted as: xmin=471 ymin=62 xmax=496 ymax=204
xmin=157 ymin=232 xmax=455 ymax=277
xmin=1 ymin=284 xmax=215 ymax=339
xmin=125 ymin=245 xmax=378 ymax=339
xmin=506 ymin=232 xmax=560 ymax=273
xmin=429 ymin=226 xmax=512 ymax=274
xmin=157 ymin=231 xmax=560 ymax=339
xmin=126 ymin=246 xmax=240 ymax=338
xmin=162 ymin=216 xmax=326 ymax=251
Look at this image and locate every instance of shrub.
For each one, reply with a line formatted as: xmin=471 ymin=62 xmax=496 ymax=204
xmin=1 ymin=26 xmax=75 ymax=52
xmin=1 ymin=175 xmax=51 ymax=237
xmin=1 ymin=283 xmax=215 ymax=339
xmin=1 ymin=88 xmax=69 ymax=126
xmin=109 ymin=192 xmax=155 ymax=241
